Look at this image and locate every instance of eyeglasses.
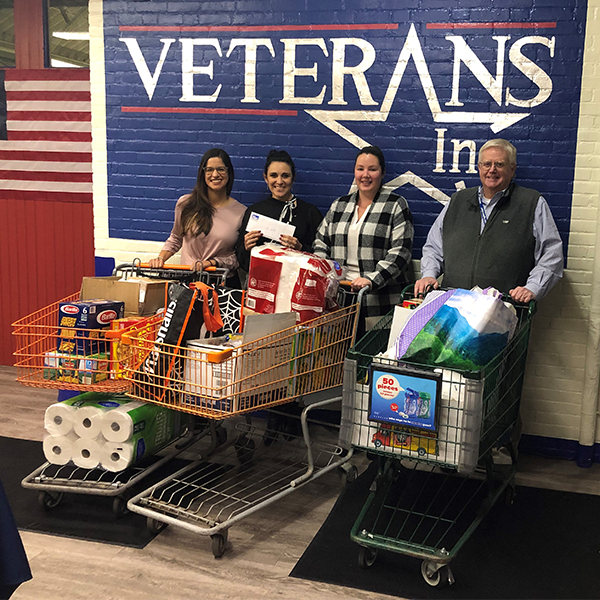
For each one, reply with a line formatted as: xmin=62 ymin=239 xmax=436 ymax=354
xmin=203 ymin=166 xmax=228 ymax=175
xmin=478 ymin=161 xmax=508 ymax=171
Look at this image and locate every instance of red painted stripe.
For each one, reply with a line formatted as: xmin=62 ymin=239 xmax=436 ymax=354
xmin=121 ymin=106 xmax=298 ymax=116
xmin=0 ymin=150 xmax=92 ymax=162
xmin=0 ymin=189 xmax=93 ymax=202
xmin=7 ymin=131 xmax=92 ymax=141
xmin=119 ymin=23 xmax=399 ymax=32
xmin=0 ymin=170 xmax=92 ymax=182
xmin=7 ymin=91 xmax=91 ymax=102
xmin=426 ymin=22 xmax=557 ymax=29
xmin=7 ymin=111 xmax=91 ymax=121
xmin=4 ymin=69 xmax=90 ymax=81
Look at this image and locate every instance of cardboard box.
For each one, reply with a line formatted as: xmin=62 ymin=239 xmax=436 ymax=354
xmin=109 ymin=316 xmax=149 ymax=379
xmin=236 ymin=312 xmax=296 ymax=403
xmin=371 ymin=423 xmax=437 ymax=456
xmin=43 ymin=352 xmax=109 ymax=384
xmin=80 ymin=277 xmax=167 ymax=317
xmin=57 ymin=300 xmax=124 ymax=355
xmin=43 ymin=351 xmax=72 ymax=380
xmin=78 ymin=353 xmax=109 ymax=384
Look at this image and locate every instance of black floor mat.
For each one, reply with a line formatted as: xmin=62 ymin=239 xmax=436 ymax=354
xmin=291 ymin=462 xmax=600 ymax=599
xmin=0 ymin=436 xmax=189 ymax=549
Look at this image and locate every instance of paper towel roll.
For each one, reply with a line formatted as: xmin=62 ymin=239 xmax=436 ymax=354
xmin=44 ymin=402 xmax=78 ymax=436
xmin=72 ymin=436 xmax=104 ymax=469
xmin=73 ymin=405 xmax=105 ymax=439
xmin=100 ymin=441 xmax=135 ymax=472
xmin=100 ymin=401 xmax=145 ymax=443
xmin=43 ymin=432 xmax=79 ymax=465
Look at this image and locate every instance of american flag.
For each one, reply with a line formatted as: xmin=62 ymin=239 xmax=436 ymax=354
xmin=0 ymin=69 xmax=92 ymax=203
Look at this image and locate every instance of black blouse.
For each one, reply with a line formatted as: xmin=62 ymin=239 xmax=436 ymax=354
xmin=235 ymin=196 xmax=323 ymax=272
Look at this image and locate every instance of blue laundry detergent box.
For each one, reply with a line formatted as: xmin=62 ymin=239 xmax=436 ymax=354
xmin=57 ymin=299 xmax=124 ymax=355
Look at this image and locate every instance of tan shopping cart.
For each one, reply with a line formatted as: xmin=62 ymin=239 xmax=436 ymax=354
xmin=125 ymin=285 xmax=366 ymax=556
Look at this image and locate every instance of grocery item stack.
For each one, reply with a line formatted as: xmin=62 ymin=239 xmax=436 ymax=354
xmin=43 ymin=392 xmax=183 ymax=472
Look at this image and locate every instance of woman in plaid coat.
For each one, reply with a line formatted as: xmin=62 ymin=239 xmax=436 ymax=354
xmin=313 ymin=146 xmax=414 ymax=323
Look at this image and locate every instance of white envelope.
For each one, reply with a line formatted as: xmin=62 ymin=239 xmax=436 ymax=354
xmin=246 ymin=211 xmax=296 ymax=241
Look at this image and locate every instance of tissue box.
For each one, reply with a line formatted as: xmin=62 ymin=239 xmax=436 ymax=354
xmin=183 ymin=339 xmax=237 ymax=412
xmin=57 ymin=299 xmax=124 ymax=355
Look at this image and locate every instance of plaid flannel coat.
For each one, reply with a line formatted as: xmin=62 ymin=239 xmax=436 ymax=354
xmin=313 ymin=189 xmax=413 ymax=317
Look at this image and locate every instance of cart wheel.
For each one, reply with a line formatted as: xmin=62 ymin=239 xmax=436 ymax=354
xmin=421 ymin=561 xmax=454 ymax=587
xmin=236 ymin=438 xmax=256 ymax=464
xmin=38 ymin=491 xmax=64 ymax=511
xmin=147 ymin=517 xmax=168 ymax=535
xmin=215 ymin=426 xmax=228 ymax=447
xmin=338 ymin=464 xmax=358 ymax=487
xmin=504 ymin=484 xmax=516 ymax=506
xmin=112 ymin=495 xmax=130 ymax=518
xmin=211 ymin=530 xmax=228 ymax=559
xmin=358 ymin=546 xmax=378 ymax=569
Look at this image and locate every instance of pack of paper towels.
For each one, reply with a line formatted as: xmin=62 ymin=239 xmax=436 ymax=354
xmin=246 ymin=243 xmax=342 ymax=322
xmin=43 ymin=392 xmax=183 ymax=472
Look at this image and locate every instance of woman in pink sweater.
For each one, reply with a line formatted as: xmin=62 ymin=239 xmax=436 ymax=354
xmin=150 ymin=148 xmax=246 ymax=286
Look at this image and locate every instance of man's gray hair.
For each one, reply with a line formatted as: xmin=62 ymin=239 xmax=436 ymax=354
xmin=479 ymin=139 xmax=517 ymax=166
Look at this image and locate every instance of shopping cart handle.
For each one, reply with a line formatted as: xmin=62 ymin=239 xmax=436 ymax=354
xmin=137 ymin=263 xmax=199 ymax=271
xmin=339 ymin=280 xmax=371 ymax=291
xmin=137 ymin=262 xmax=224 ymax=274
xmin=105 ymin=329 xmax=125 ymax=339
xmin=340 ymin=280 xmax=370 ymax=298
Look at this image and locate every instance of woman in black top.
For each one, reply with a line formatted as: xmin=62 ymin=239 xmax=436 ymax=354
xmin=236 ymin=149 xmax=323 ymax=273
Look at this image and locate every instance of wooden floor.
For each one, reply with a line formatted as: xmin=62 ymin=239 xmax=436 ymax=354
xmin=2 ymin=365 xmax=600 ymax=600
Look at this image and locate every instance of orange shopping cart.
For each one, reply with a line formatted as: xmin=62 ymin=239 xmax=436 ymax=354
xmin=13 ymin=262 xmax=225 ymax=516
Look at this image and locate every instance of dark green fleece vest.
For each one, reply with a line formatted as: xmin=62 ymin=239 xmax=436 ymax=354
xmin=442 ymin=183 xmax=538 ymax=293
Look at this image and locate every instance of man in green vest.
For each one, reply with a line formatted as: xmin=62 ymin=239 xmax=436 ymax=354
xmin=415 ymin=139 xmax=563 ymax=301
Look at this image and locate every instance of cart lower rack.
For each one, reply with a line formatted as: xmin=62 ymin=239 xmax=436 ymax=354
xmin=339 ymin=299 xmax=535 ymax=586
xmin=21 ymin=428 xmax=204 ymax=517
xmin=128 ymin=399 xmax=354 ymax=557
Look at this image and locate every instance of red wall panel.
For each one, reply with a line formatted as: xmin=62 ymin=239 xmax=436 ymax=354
xmin=0 ymin=198 xmax=95 ymax=365
xmin=14 ymin=0 xmax=45 ymax=69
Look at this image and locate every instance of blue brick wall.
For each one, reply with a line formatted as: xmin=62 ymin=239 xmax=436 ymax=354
xmin=102 ymin=0 xmax=587 ymax=258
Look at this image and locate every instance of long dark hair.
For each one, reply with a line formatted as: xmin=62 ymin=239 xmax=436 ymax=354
xmin=264 ymin=149 xmax=296 ymax=180
xmin=180 ymin=148 xmax=235 ymax=236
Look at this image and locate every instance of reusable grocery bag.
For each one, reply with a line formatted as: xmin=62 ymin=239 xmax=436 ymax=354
xmin=395 ymin=288 xmax=518 ymax=370
xmin=132 ymin=281 xmax=205 ymax=404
